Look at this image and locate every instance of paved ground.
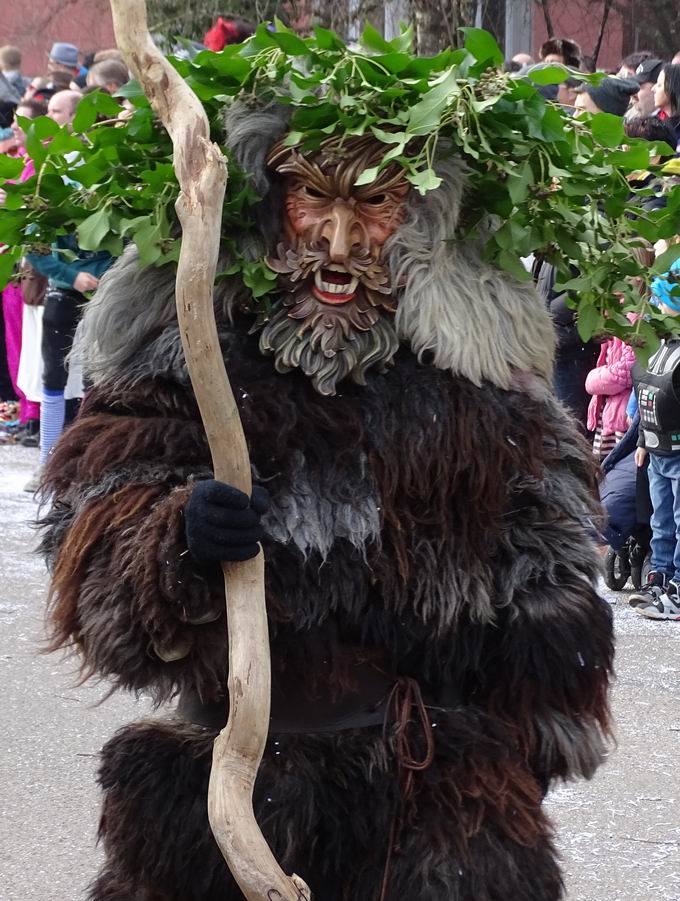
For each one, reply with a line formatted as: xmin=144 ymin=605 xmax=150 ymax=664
xmin=0 ymin=443 xmax=679 ymax=901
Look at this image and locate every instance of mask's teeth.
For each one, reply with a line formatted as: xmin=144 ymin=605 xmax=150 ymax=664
xmin=313 ymin=268 xmax=358 ymax=299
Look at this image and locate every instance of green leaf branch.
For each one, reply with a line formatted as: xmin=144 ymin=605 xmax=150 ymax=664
xmin=1 ymin=28 xmax=680 ymax=352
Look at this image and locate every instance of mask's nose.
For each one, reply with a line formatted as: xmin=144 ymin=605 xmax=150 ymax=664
xmin=321 ymin=200 xmax=368 ymax=264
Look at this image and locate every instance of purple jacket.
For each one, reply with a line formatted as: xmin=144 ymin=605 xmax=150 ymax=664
xmin=586 ymin=338 xmax=636 ymax=435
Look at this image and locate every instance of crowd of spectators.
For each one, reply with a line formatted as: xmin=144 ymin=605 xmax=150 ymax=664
xmin=0 ymin=40 xmax=133 ymax=491
xmin=0 ymin=17 xmax=253 ymax=490
xmin=510 ymin=37 xmax=680 ymax=618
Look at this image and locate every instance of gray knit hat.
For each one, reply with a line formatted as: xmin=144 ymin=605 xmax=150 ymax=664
xmin=584 ymin=76 xmax=639 ymax=116
xmin=48 ymin=42 xmax=78 ymax=69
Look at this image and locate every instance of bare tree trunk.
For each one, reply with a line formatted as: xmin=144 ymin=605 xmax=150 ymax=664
xmin=617 ymin=0 xmax=635 ymax=57
xmin=412 ymin=0 xmax=476 ymax=54
xmin=535 ymin=0 xmax=554 ymax=38
xmin=109 ymin=2 xmax=312 ymax=900
xmin=591 ymin=0 xmax=613 ymax=68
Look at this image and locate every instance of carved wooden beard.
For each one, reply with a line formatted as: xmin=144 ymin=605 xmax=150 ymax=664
xmin=259 ymin=137 xmax=409 ymax=396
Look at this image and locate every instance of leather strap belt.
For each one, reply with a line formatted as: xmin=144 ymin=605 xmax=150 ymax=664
xmin=177 ymin=659 xmax=462 ymax=735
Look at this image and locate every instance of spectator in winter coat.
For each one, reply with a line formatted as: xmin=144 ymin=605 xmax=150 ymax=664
xmin=1 ymin=98 xmax=47 ymax=440
xmin=623 ymin=117 xmax=680 ymax=217
xmin=653 ymin=64 xmax=680 ymax=149
xmin=0 ymin=71 xmax=20 ymax=132
xmin=22 ymin=90 xmax=113 ymax=490
xmin=0 ymin=46 xmax=26 ymax=98
xmin=629 ymin=261 xmax=680 ymax=619
xmin=533 ymin=259 xmax=598 ymax=430
xmin=203 ymin=16 xmax=254 ymax=51
xmin=505 ymin=52 xmax=534 ymax=73
xmin=47 ymin=43 xmax=79 ymax=81
xmin=586 ymin=335 xmax=636 ymax=461
xmin=599 ymin=412 xmax=643 ymax=551
xmin=24 ymin=237 xmax=112 ymax=487
xmin=618 ymin=50 xmax=655 ymax=79
xmin=539 ymin=37 xmax=582 ymax=69
xmin=521 ymin=63 xmax=580 ymax=108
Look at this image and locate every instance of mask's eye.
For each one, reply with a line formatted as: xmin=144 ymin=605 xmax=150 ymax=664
xmin=364 ymin=193 xmax=387 ymax=205
xmin=303 ymin=186 xmax=326 ymax=199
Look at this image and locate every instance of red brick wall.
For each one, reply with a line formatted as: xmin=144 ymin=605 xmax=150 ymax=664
xmin=0 ymin=0 xmax=115 ymax=78
xmin=533 ymin=1 xmax=625 ymax=71
xmin=1 ymin=0 xmax=627 ymax=85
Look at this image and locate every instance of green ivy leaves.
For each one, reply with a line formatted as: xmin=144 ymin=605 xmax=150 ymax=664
xmin=460 ymin=28 xmax=504 ymax=67
xmin=0 ymin=156 xmax=23 ymax=179
xmin=77 ymin=206 xmax=112 ymax=251
xmin=1 ymin=28 xmax=680 ymax=353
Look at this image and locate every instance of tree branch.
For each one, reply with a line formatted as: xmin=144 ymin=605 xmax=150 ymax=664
xmin=535 ymin=0 xmax=554 ymax=38
xmin=591 ymin=0 xmax=614 ymax=69
xmin=108 ymin=2 xmax=311 ymax=900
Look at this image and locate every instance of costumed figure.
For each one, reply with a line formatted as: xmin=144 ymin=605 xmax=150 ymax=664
xmin=40 ymin=53 xmax=614 ymax=901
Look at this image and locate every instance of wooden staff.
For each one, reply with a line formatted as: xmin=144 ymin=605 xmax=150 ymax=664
xmin=109 ymin=4 xmax=311 ymax=899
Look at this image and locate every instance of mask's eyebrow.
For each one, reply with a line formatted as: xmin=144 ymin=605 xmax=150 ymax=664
xmin=354 ymin=169 xmax=409 ymax=203
xmin=291 ymin=172 xmax=336 ymax=197
xmin=272 ymin=151 xmax=336 ymax=196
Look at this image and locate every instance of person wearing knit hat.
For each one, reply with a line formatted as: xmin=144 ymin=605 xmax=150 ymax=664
xmin=575 ymin=76 xmax=639 ymax=117
xmin=47 ymin=42 xmax=79 ymax=77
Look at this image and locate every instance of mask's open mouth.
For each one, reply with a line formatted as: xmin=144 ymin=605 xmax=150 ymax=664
xmin=313 ymin=266 xmax=359 ymax=304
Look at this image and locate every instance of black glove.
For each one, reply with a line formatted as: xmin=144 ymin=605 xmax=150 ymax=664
xmin=185 ymin=480 xmax=270 ymax=564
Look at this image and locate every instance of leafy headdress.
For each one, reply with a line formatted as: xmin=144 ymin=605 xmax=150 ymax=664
xmin=2 ymin=24 xmax=680 ymax=360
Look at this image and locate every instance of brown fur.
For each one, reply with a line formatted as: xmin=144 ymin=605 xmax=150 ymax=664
xmin=43 ymin=412 xmax=208 ymax=500
xmin=40 ymin=320 xmax=611 ymax=900
xmin=47 ymin=484 xmax=167 ymax=654
xmin=90 ymin=713 xmax=563 ymax=901
xmin=369 ymin=375 xmax=549 ymax=584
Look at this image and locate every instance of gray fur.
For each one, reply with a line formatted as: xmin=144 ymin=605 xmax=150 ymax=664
xmin=535 ymin=712 xmax=608 ymax=781
xmin=388 ymin=157 xmax=555 ymax=389
xmin=405 ymin=540 xmax=494 ymax=627
xmin=81 ymin=280 xmax=237 ymax=389
xmin=259 ymin=451 xmax=381 ymax=561
xmin=74 ymin=462 xmax=210 ymax=509
xmin=223 ymin=102 xmax=289 ymax=197
xmin=80 ymin=244 xmax=179 ymax=385
xmin=96 ymin=321 xmax=191 ymax=391
xmin=223 ymin=102 xmax=289 ymax=247
xmin=41 ymin=461 xmax=212 ymax=569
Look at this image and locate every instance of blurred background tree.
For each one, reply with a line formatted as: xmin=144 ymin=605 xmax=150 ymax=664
xmin=410 ymin=0 xmax=477 ymax=54
xmin=145 ymin=0 xmax=288 ymax=35
xmin=144 ymin=0 xmax=480 ymax=52
xmin=617 ymin=0 xmax=680 ymax=59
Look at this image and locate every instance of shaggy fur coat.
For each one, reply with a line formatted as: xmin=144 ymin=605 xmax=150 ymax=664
xmin=40 ymin=103 xmax=613 ymax=901
xmin=41 ymin=309 xmax=613 ymax=901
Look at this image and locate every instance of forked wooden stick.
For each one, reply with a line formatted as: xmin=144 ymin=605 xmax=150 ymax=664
xmin=109 ymin=3 xmax=311 ymax=899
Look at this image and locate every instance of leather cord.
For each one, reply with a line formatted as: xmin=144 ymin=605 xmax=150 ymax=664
xmin=379 ymin=677 xmax=436 ymax=901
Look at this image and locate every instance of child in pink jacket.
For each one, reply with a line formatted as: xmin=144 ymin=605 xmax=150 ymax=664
xmin=586 ymin=337 xmax=636 ymax=461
